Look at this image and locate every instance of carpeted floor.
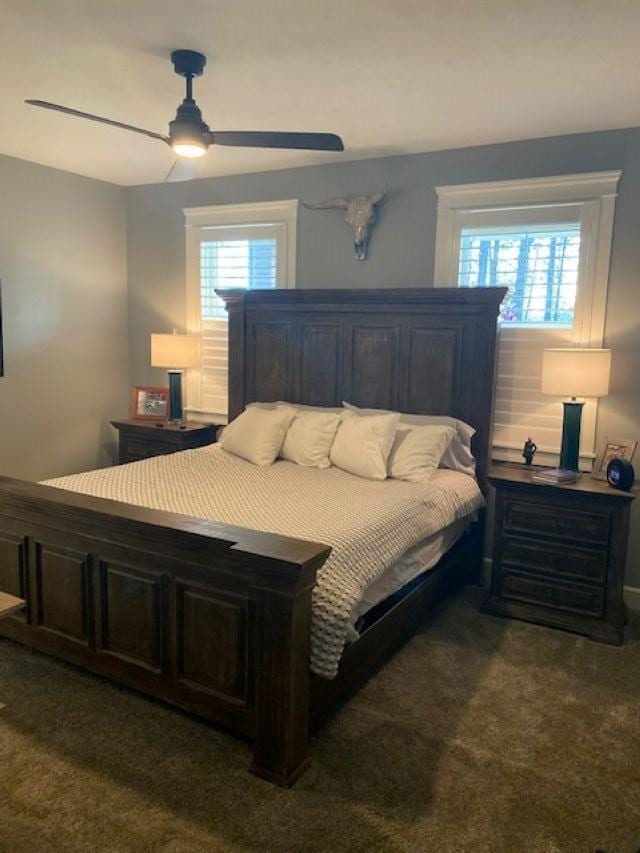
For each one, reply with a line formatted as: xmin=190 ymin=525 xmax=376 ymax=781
xmin=1 ymin=589 xmax=639 ymax=853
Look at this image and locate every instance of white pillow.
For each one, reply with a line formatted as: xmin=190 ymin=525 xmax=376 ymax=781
xmin=281 ymin=410 xmax=341 ymax=468
xmin=342 ymin=401 xmax=475 ymax=476
xmin=388 ymin=424 xmax=456 ymax=483
xmin=219 ymin=406 xmax=295 ymax=466
xmin=330 ymin=411 xmax=400 ymax=480
xmin=249 ymin=400 xmax=344 ymax=415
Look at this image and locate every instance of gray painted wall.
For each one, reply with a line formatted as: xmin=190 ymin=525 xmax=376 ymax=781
xmin=126 ymin=127 xmax=640 ymax=589
xmin=0 ymin=154 xmax=128 ymax=479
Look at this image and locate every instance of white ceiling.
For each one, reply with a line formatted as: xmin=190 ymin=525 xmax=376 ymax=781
xmin=2 ymin=0 xmax=640 ymax=187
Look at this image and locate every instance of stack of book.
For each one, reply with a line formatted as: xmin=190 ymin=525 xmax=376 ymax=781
xmin=531 ymin=468 xmax=578 ymax=485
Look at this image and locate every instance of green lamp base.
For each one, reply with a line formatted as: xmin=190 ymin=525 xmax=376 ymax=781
xmin=559 ymin=400 xmax=584 ymax=472
xmin=168 ymin=370 xmax=184 ymax=423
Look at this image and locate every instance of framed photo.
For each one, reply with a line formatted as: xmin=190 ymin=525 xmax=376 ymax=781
xmin=131 ymin=385 xmax=169 ymax=420
xmin=591 ymin=436 xmax=638 ymax=481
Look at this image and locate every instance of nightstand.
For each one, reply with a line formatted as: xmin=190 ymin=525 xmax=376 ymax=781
xmin=483 ymin=463 xmax=637 ymax=645
xmin=111 ymin=419 xmax=220 ymax=464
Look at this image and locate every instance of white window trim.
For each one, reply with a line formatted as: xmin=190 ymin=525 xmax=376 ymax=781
xmin=433 ymin=171 xmax=620 ymax=467
xmin=184 ymin=199 xmax=298 ymax=422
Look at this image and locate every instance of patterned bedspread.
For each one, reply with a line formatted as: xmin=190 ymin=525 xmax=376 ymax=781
xmin=44 ymin=446 xmax=484 ymax=678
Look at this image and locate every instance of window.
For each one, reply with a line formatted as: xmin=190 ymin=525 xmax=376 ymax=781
xmin=458 ymin=223 xmax=580 ymax=326
xmin=434 ymin=172 xmax=620 ymax=467
xmin=185 ymin=200 xmax=298 ymax=420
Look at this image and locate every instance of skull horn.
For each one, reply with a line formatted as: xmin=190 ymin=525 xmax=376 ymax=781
xmin=302 ymin=196 xmax=350 ymax=210
xmin=370 ymin=186 xmax=388 ymax=205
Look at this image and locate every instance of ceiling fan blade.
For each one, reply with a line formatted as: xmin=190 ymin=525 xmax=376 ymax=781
xmin=211 ymin=131 xmax=344 ymax=151
xmin=165 ymin=158 xmax=201 ymax=182
xmin=25 ymin=100 xmax=169 ymax=143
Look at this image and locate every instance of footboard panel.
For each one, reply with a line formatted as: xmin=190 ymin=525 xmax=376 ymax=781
xmin=0 ymin=477 xmax=330 ymax=784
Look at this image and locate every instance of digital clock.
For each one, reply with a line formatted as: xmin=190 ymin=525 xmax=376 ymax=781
xmin=606 ymin=457 xmax=635 ymax=491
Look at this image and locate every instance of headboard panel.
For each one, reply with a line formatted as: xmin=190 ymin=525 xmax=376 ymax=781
xmin=220 ymin=288 xmax=506 ymax=489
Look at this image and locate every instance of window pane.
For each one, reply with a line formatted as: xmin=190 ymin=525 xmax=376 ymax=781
xmin=201 ymin=237 xmax=278 ymax=319
xmin=458 ymin=225 xmax=581 ymax=326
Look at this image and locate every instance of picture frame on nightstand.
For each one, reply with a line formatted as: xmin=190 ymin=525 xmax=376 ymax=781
xmin=591 ymin=436 xmax=637 ymax=481
xmin=131 ymin=385 xmax=170 ymax=420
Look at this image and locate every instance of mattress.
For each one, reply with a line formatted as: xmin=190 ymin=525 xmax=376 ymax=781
xmin=44 ymin=445 xmax=485 ymax=679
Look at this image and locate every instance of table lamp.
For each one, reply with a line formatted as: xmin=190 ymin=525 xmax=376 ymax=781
xmin=541 ymin=348 xmax=611 ymax=472
xmin=150 ymin=331 xmax=200 ymax=423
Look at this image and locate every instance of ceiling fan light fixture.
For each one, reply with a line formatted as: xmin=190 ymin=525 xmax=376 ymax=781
xmin=169 ymin=98 xmax=210 ymax=158
xmin=172 ymin=141 xmax=207 ymax=158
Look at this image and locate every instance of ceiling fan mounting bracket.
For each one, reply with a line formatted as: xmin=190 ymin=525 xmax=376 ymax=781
xmin=171 ymin=50 xmax=207 ymax=79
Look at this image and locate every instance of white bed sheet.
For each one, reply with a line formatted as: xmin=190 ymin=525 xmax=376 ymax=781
xmin=348 ymin=514 xmax=475 ymax=638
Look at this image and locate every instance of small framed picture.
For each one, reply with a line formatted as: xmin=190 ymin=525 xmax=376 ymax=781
xmin=131 ymin=386 xmax=169 ymax=420
xmin=591 ymin=436 xmax=638 ymax=481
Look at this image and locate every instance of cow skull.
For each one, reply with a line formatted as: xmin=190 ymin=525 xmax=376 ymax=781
xmin=304 ymin=189 xmax=387 ymax=260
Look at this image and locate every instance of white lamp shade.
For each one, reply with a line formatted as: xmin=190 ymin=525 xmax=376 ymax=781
xmin=151 ymin=333 xmax=200 ymax=369
xmin=541 ymin=348 xmax=611 ymax=398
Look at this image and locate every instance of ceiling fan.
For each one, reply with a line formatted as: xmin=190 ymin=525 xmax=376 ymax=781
xmin=26 ymin=49 xmax=345 ymax=182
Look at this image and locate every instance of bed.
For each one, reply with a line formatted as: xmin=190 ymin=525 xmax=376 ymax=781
xmin=0 ymin=286 xmax=505 ymax=786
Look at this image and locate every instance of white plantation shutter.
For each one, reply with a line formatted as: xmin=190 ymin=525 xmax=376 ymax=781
xmin=457 ymin=222 xmax=581 ymax=324
xmin=199 ymin=226 xmax=282 ymax=416
xmin=434 ymin=174 xmax=620 ymax=468
xmin=199 ymin=316 xmax=229 ymax=417
xmin=458 ymin=218 xmax=582 ymax=461
xmin=494 ymin=326 xmax=590 ymax=459
xmin=184 ymin=201 xmax=297 ymax=420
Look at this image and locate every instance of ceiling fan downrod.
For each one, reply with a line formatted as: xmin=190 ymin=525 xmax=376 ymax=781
xmin=169 ymin=50 xmax=210 ymax=157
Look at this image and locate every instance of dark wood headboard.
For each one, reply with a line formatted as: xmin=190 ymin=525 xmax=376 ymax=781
xmin=220 ymin=287 xmax=506 ymax=488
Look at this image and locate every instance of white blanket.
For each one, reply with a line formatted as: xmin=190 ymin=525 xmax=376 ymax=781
xmin=44 ymin=446 xmax=484 ymax=679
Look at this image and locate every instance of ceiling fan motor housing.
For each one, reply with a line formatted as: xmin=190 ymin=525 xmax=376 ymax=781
xmin=169 ymin=99 xmax=210 ymax=148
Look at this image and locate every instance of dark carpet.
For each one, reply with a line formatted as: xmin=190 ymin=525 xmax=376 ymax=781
xmin=1 ymin=590 xmax=639 ymax=853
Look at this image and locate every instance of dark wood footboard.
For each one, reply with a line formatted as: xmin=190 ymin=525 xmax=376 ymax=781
xmin=0 ymin=476 xmax=330 ymax=786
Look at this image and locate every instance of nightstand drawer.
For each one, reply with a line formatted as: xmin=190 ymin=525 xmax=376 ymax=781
xmin=502 ymin=535 xmax=607 ymax=584
xmin=500 ymin=571 xmax=604 ymax=617
xmin=504 ymin=499 xmax=610 ymax=546
xmin=123 ymin=438 xmax=174 ymax=461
